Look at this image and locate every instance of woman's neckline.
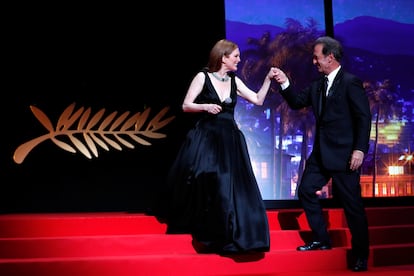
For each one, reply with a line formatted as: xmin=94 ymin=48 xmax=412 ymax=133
xmin=211 ymin=72 xmax=230 ymax=82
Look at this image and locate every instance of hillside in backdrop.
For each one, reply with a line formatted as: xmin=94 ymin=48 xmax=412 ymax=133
xmin=226 ymin=16 xmax=414 ymax=98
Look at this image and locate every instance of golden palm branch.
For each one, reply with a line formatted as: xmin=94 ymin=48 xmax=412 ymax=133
xmin=13 ymin=103 xmax=175 ymax=164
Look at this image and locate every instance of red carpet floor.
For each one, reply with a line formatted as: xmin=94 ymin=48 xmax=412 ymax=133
xmin=0 ymin=206 xmax=413 ymax=275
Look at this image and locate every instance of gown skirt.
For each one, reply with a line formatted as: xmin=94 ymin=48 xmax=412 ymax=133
xmin=165 ymin=111 xmax=270 ymax=254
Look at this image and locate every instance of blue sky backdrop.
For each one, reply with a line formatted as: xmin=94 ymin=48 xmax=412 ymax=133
xmin=225 ymin=0 xmax=414 ymax=26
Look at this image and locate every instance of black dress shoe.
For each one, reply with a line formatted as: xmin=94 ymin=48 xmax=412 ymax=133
xmin=296 ymin=241 xmax=331 ymax=251
xmin=352 ymin=258 xmax=368 ymax=272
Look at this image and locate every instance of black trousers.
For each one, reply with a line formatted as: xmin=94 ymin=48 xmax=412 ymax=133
xmin=297 ymin=151 xmax=370 ymax=258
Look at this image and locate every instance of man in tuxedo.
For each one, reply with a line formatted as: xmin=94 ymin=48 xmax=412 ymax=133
xmin=273 ymin=36 xmax=371 ymax=272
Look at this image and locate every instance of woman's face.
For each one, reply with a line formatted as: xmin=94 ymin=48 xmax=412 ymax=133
xmin=223 ymin=48 xmax=241 ymax=71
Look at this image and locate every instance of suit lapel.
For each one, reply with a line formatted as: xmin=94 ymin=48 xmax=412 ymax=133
xmin=328 ymin=68 xmax=343 ymax=97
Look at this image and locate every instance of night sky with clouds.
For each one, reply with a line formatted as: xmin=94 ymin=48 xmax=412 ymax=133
xmin=225 ymin=0 xmax=414 ymax=26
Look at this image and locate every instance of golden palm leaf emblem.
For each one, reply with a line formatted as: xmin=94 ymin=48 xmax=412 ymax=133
xmin=13 ymin=103 xmax=175 ymax=164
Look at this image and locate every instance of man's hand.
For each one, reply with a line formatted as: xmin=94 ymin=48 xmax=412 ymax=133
xmin=350 ymin=150 xmax=364 ymax=170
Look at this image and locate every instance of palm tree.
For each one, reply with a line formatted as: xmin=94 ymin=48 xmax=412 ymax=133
xmin=238 ymin=18 xmax=323 ymax=199
xmin=365 ymin=79 xmax=400 ymax=196
xmin=270 ymin=19 xmax=322 ymax=198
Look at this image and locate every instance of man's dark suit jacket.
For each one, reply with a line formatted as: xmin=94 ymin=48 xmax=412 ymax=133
xmin=280 ymin=68 xmax=372 ymax=171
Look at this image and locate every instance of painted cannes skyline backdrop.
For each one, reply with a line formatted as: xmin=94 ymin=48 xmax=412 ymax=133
xmin=225 ymin=0 xmax=414 ymax=200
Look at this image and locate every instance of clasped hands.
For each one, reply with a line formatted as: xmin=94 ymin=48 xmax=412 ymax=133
xmin=269 ymin=67 xmax=288 ymax=84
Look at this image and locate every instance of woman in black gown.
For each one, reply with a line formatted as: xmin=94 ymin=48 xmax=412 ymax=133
xmin=164 ymin=39 xmax=279 ymax=254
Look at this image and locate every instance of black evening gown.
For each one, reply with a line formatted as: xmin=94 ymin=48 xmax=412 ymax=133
xmin=165 ymin=69 xmax=270 ymax=254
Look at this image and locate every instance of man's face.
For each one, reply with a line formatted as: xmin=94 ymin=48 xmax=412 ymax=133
xmin=312 ymin=44 xmax=331 ymax=75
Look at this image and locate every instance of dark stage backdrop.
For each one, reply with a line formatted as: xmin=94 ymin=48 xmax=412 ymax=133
xmin=2 ymin=2 xmax=225 ymax=213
